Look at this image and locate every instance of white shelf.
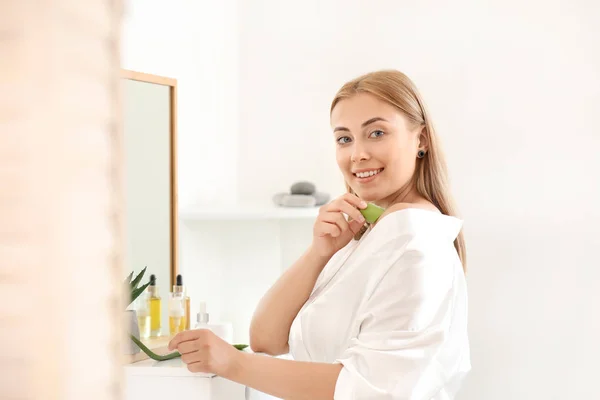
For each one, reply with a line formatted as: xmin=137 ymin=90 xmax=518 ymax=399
xmin=179 ymin=204 xmax=320 ymax=221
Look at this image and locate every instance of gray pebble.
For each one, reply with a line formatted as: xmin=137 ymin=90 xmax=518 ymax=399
xmin=313 ymin=192 xmax=330 ymax=206
xmin=272 ymin=192 xmax=287 ymax=206
xmin=278 ymin=194 xmax=317 ymax=207
xmin=290 ymin=181 xmax=316 ymax=195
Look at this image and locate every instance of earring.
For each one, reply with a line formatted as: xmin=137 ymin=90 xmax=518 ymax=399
xmin=417 ymin=150 xmax=426 ymax=158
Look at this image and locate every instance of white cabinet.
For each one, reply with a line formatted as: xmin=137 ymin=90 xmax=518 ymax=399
xmin=124 ymin=358 xmax=246 ymax=400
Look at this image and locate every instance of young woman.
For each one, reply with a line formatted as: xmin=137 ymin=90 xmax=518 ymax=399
xmin=169 ymin=70 xmax=471 ymax=399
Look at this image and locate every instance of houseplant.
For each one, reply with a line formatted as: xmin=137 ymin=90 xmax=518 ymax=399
xmin=125 ymin=268 xmax=247 ymax=362
xmin=125 ymin=267 xmax=181 ymax=360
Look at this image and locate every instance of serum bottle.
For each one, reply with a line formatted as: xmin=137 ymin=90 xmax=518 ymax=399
xmin=172 ymin=274 xmax=191 ymax=330
xmin=169 ymin=291 xmax=185 ymax=336
xmin=136 ymin=291 xmax=151 ymax=339
xmin=148 ymin=274 xmax=162 ymax=338
xmin=194 ymin=301 xmax=233 ymax=343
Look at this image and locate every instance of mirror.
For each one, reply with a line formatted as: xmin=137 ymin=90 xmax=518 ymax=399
xmin=121 ymin=69 xmax=178 ymax=294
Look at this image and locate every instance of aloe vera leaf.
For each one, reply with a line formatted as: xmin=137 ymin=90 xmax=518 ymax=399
xmin=129 ymin=334 xmax=181 ymax=361
xmin=359 ymin=203 xmax=385 ymax=223
xmin=129 ymin=335 xmax=249 ymax=362
xmin=130 ymin=266 xmax=147 ymax=290
xmin=130 ymin=281 xmax=151 ymax=305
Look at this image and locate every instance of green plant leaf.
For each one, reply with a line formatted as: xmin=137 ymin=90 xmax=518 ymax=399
xmin=130 ymin=281 xmax=151 ymax=307
xmin=359 ymin=203 xmax=386 ymax=224
xmin=129 ymin=335 xmax=249 ymax=363
xmin=130 ymin=334 xmax=181 ymax=361
xmin=130 ymin=266 xmax=147 ymax=291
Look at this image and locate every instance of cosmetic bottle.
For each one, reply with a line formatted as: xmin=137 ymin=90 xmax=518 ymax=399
xmin=194 ymin=301 xmax=233 ymax=343
xmin=148 ymin=274 xmax=162 ymax=338
xmin=136 ymin=291 xmax=151 ymax=339
xmin=169 ymin=291 xmax=185 ymax=336
xmin=173 ymin=274 xmax=191 ymax=330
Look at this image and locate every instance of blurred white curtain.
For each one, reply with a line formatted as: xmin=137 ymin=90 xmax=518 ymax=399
xmin=0 ymin=1 xmax=125 ymax=399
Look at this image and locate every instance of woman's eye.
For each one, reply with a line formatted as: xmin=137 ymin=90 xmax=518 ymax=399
xmin=370 ymin=130 xmax=385 ymax=138
xmin=336 ymin=136 xmax=352 ymax=144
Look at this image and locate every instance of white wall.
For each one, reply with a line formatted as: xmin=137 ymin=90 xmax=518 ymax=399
xmin=123 ymin=0 xmax=600 ymax=398
xmin=237 ymin=1 xmax=600 ymax=399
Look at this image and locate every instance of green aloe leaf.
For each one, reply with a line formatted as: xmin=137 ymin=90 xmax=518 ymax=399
xmin=360 ymin=203 xmax=385 ymax=223
xmin=129 ymin=335 xmax=250 ymax=363
xmin=130 ymin=281 xmax=151 ymax=306
xmin=130 ymin=334 xmax=181 ymax=361
xmin=130 ymin=266 xmax=147 ymax=291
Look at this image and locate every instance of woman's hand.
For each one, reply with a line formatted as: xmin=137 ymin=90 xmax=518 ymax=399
xmin=168 ymin=329 xmax=242 ymax=378
xmin=312 ymin=193 xmax=367 ymax=258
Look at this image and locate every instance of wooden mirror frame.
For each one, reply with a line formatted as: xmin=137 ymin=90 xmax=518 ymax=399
xmin=120 ymin=69 xmax=179 ymax=287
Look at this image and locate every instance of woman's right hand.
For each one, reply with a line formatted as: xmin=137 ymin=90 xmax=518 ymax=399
xmin=311 ymin=193 xmax=368 ymax=258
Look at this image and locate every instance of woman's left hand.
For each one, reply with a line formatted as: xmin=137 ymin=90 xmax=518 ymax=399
xmin=168 ymin=329 xmax=242 ymax=377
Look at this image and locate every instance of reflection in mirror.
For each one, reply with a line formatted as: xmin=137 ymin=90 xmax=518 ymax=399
xmin=121 ymin=70 xmax=178 ymax=336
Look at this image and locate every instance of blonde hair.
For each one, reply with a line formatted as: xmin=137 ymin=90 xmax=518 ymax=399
xmin=330 ymin=70 xmax=467 ymax=271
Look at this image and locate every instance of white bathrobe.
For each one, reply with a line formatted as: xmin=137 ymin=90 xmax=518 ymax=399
xmin=288 ymin=208 xmax=471 ymax=399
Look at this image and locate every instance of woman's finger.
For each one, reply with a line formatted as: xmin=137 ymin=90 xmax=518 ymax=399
xmin=181 ymin=352 xmax=199 ymax=364
xmin=315 ymin=220 xmax=342 ymax=237
xmin=348 ymin=218 xmax=365 ymax=234
xmin=327 ymin=198 xmax=366 ymax=224
xmin=181 ymin=345 xmax=209 ymax=363
xmin=342 ymin=193 xmax=368 ymax=209
xmin=187 ymin=361 xmax=209 ymax=374
xmin=168 ymin=328 xmax=204 ymax=350
xmin=320 ymin=211 xmax=350 ymax=233
xmin=177 ymin=341 xmax=198 ymax=355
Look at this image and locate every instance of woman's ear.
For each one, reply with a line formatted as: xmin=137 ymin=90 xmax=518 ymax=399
xmin=417 ymin=125 xmax=429 ymax=152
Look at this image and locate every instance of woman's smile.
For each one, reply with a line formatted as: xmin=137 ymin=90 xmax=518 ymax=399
xmin=352 ymin=167 xmax=384 ymax=183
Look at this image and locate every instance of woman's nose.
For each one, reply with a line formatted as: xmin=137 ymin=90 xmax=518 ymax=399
xmin=351 ymin=143 xmax=370 ymax=163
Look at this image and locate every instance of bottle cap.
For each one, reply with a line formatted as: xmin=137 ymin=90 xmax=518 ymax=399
xmin=148 ymin=275 xmax=158 ymax=296
xmin=197 ymin=301 xmax=209 ymax=324
xmin=173 ymin=274 xmax=184 ymax=294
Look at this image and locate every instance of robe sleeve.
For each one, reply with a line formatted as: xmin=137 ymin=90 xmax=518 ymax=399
xmin=333 ymin=244 xmax=466 ymax=400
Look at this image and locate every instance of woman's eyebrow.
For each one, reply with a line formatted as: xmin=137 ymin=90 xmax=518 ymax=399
xmin=333 ymin=117 xmax=389 ymax=132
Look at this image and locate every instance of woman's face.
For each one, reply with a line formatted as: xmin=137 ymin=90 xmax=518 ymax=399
xmin=330 ymin=93 xmax=425 ymax=206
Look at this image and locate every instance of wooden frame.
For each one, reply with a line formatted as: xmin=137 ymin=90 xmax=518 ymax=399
xmin=121 ymin=69 xmax=178 ymax=288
